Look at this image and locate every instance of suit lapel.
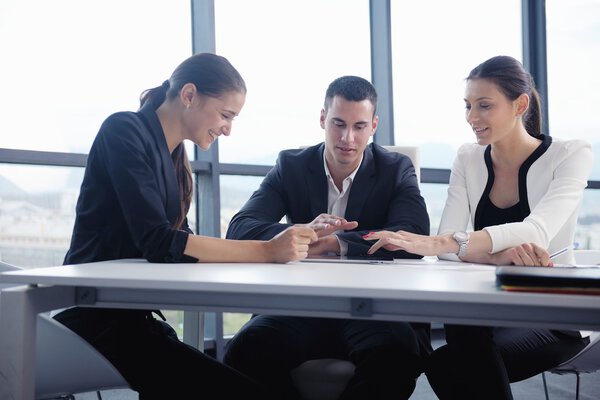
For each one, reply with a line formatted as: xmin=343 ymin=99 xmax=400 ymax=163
xmin=307 ymin=144 xmax=328 ymax=217
xmin=345 ymin=145 xmax=376 ymax=222
xmin=139 ymin=104 xmax=181 ymax=225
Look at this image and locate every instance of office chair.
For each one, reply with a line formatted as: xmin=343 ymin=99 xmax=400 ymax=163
xmin=0 ymin=261 xmax=129 ymax=399
xmin=290 ymin=146 xmax=420 ymax=400
xmin=541 ymin=249 xmax=600 ymax=400
xmin=542 ymin=332 xmax=600 ymax=400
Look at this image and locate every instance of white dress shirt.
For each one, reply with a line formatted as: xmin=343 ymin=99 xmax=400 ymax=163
xmin=324 ymin=154 xmax=362 ymax=256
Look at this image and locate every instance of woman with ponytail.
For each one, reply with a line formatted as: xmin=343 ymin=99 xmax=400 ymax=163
xmin=54 ymin=53 xmax=315 ymax=399
xmin=364 ymin=55 xmax=592 ymax=399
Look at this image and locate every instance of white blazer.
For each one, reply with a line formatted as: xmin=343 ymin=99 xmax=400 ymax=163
xmin=438 ymin=136 xmax=593 ymax=264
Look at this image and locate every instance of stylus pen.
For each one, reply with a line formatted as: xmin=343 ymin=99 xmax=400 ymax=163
xmin=549 ymin=245 xmax=574 ymax=260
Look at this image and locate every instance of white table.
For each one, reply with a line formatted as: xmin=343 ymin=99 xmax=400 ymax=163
xmin=2 ymin=258 xmax=600 ymax=399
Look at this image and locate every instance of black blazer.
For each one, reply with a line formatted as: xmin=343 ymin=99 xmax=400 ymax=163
xmin=226 ymin=143 xmax=430 ymax=258
xmin=64 ymin=103 xmax=196 ymax=265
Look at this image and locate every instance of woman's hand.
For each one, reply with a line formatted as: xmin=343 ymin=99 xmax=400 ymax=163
xmin=296 ymin=213 xmax=358 ymax=238
xmin=364 ymin=230 xmax=446 ymax=256
xmin=266 ymin=226 xmax=318 ymax=263
xmin=490 ymin=243 xmax=553 ymax=267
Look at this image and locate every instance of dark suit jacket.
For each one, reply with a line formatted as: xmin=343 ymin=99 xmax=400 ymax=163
xmin=226 ymin=143 xmax=430 ymax=258
xmin=65 ymin=102 xmax=196 ymax=265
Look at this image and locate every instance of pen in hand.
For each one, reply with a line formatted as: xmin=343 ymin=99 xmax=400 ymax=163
xmin=549 ymin=245 xmax=575 ymax=260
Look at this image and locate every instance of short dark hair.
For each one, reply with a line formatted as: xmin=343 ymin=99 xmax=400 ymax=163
xmin=324 ymin=76 xmax=378 ymax=116
xmin=467 ymin=55 xmax=542 ymax=138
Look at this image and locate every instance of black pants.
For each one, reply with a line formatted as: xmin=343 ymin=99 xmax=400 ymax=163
xmin=425 ymin=325 xmax=589 ymax=400
xmin=54 ymin=307 xmax=274 ymax=400
xmin=222 ymin=315 xmax=432 ymax=400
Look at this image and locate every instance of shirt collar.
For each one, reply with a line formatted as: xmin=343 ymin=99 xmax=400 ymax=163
xmin=323 ymin=152 xmax=363 ymax=183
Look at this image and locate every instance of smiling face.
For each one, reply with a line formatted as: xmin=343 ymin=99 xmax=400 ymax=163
xmin=321 ymin=96 xmax=377 ymax=176
xmin=183 ymin=89 xmax=246 ymax=150
xmin=464 ymin=78 xmax=526 ymax=146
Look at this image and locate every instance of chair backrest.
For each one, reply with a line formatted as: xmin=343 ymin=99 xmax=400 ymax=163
xmin=553 ymin=332 xmax=600 ymax=374
xmin=382 ymin=145 xmax=420 ymax=182
xmin=35 ymin=314 xmax=128 ymax=398
xmin=291 ymin=358 xmax=355 ymax=400
xmin=1 ymin=260 xmax=128 ymax=398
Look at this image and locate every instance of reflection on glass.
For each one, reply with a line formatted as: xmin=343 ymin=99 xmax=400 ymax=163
xmin=391 ymin=0 xmax=521 ymax=169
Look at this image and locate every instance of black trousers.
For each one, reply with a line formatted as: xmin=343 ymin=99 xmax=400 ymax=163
xmin=425 ymin=325 xmax=589 ymax=400
xmin=54 ymin=307 xmax=274 ymax=400
xmin=222 ymin=315 xmax=432 ymax=400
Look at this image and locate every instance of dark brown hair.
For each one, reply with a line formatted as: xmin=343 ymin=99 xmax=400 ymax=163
xmin=139 ymin=53 xmax=246 ymax=229
xmin=467 ymin=55 xmax=542 ymax=138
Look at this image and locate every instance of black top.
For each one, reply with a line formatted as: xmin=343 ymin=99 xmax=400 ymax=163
xmin=474 ymin=135 xmax=551 ymax=230
xmin=64 ymin=102 xmax=198 ymax=265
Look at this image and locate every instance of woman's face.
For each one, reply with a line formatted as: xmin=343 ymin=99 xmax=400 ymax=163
xmin=185 ymin=90 xmax=246 ymax=150
xmin=464 ymin=78 xmax=522 ymax=146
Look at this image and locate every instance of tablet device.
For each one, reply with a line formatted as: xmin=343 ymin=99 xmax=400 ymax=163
xmin=299 ymin=254 xmax=396 ymax=264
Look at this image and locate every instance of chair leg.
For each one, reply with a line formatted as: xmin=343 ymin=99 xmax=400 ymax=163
xmin=575 ymin=372 xmax=580 ymax=400
xmin=96 ymin=391 xmax=103 ymax=400
xmin=542 ymin=372 xmax=550 ymax=400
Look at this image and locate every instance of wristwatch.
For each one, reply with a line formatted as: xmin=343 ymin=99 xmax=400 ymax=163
xmin=452 ymin=231 xmax=470 ymax=258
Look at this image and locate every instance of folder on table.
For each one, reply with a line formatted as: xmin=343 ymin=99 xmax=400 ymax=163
xmin=496 ymin=266 xmax=600 ymax=295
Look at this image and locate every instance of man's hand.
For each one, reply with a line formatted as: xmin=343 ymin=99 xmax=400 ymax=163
xmin=296 ymin=213 xmax=358 ymax=238
xmin=265 ymin=226 xmax=318 ymax=263
xmin=308 ymin=235 xmax=341 ymax=256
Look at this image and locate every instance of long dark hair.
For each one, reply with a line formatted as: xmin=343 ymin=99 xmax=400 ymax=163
xmin=467 ymin=55 xmax=542 ymax=138
xmin=139 ymin=53 xmax=246 ymax=229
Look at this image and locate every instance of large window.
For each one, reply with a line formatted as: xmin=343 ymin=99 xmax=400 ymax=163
xmin=0 ymin=0 xmax=192 ymax=268
xmin=390 ymin=0 xmax=522 ymax=232
xmin=546 ymin=0 xmax=600 ymax=250
xmin=546 ymin=0 xmax=600 ymax=180
xmin=390 ymin=0 xmax=522 ymax=169
xmin=214 ymin=0 xmax=371 ymax=166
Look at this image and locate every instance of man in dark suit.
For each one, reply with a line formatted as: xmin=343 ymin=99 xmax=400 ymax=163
xmin=223 ymin=76 xmax=431 ymax=400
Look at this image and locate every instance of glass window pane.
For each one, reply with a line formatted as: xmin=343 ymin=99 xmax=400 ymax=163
xmin=224 ymin=312 xmax=252 ymax=337
xmin=0 ymin=165 xmax=83 ymax=268
xmin=0 ymin=0 xmax=191 ymax=154
xmin=576 ymin=189 xmax=600 ymax=250
xmin=391 ymin=0 xmax=522 ymax=169
xmin=220 ymin=175 xmax=264 ymax=238
xmin=214 ymin=0 xmax=371 ymax=165
xmin=546 ymin=0 xmax=600 ymax=180
xmin=419 ymin=182 xmax=448 ymax=235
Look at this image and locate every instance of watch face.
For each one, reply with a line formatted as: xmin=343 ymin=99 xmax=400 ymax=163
xmin=454 ymin=231 xmax=469 ymax=242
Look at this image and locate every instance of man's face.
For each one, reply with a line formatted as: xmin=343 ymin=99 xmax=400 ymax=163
xmin=321 ymin=96 xmax=377 ymax=175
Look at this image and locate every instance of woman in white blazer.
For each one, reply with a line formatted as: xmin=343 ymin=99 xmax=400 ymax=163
xmin=365 ymin=55 xmax=593 ymax=399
